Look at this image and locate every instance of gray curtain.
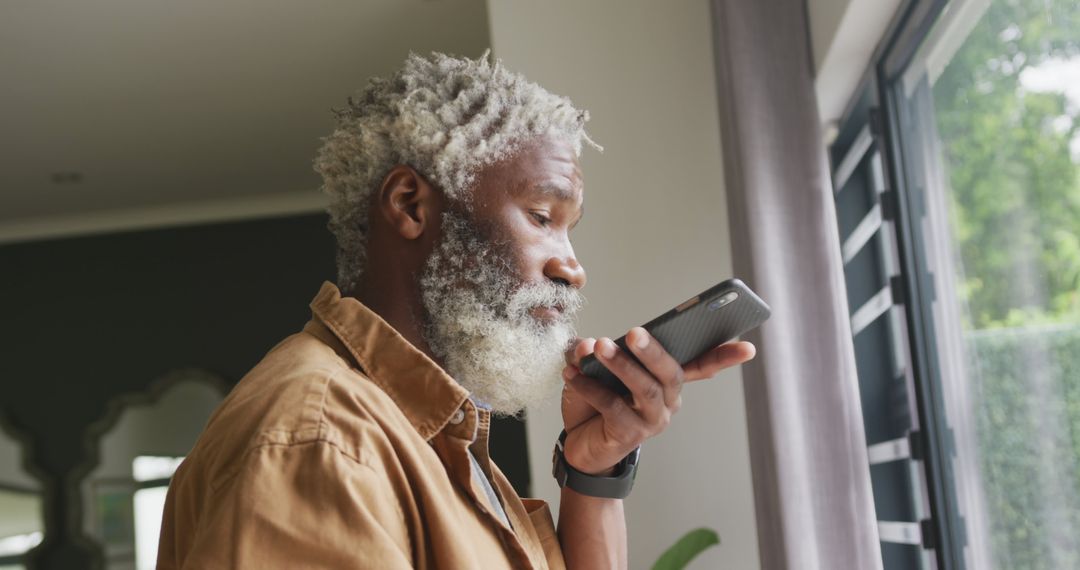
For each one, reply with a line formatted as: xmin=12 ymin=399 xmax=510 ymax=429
xmin=709 ymin=1 xmax=884 ymax=569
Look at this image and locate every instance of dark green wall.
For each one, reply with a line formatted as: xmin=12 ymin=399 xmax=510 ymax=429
xmin=0 ymin=213 xmax=529 ymax=569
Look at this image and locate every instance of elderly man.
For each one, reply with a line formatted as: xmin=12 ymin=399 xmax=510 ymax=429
xmin=157 ymin=52 xmax=755 ymax=569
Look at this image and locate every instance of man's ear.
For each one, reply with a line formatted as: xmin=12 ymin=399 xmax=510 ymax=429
xmin=375 ymin=165 xmax=441 ymax=240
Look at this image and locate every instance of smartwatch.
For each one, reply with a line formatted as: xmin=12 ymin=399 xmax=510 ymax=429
xmin=551 ymin=430 xmax=640 ymax=499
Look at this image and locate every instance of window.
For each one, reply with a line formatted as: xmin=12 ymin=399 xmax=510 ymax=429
xmin=0 ymin=429 xmax=43 ymax=570
xmin=831 ymin=0 xmax=1079 ymax=568
xmin=132 ymin=456 xmax=183 ymax=570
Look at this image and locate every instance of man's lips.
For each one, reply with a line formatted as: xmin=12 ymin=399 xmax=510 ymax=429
xmin=530 ymin=305 xmax=564 ymax=322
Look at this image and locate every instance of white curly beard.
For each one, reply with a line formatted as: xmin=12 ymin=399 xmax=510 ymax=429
xmin=419 ymin=208 xmax=585 ymax=416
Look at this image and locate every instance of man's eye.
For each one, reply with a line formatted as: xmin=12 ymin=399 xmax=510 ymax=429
xmin=530 ymin=211 xmax=553 ymax=226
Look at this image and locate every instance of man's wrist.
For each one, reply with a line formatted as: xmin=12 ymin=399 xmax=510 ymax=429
xmin=552 ymin=430 xmax=640 ymax=499
xmin=584 ymin=464 xmax=619 ymax=477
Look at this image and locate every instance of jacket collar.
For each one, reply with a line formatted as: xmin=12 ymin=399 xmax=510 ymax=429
xmin=306 ymin=281 xmax=471 ymax=441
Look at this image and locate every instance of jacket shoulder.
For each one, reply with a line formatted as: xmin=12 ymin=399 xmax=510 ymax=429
xmin=184 ymin=331 xmax=408 ymax=486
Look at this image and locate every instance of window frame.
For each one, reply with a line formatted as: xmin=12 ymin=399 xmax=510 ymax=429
xmin=879 ymin=2 xmax=968 ymax=569
xmin=829 ymin=0 xmax=977 ymax=568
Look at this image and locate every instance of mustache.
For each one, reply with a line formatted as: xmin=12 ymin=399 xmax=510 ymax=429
xmin=506 ymin=280 xmax=586 ymax=320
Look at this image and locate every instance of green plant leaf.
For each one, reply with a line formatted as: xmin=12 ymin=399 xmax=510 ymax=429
xmin=651 ymin=527 xmax=720 ymax=570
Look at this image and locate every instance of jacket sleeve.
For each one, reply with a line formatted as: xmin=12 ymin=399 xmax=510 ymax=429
xmin=172 ymin=439 xmax=412 ymax=570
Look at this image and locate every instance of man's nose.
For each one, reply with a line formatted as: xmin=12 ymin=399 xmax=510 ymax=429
xmin=543 ymin=253 xmax=587 ymax=290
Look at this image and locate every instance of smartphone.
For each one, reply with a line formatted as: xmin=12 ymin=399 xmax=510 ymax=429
xmin=578 ymin=278 xmax=770 ymax=395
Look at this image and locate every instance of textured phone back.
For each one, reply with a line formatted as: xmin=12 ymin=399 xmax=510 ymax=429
xmin=579 ymin=279 xmax=770 ymax=395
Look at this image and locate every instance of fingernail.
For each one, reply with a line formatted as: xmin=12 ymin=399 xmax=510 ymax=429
xmin=632 ymin=328 xmax=649 ymax=350
xmin=562 ymin=366 xmax=576 ymax=380
xmin=598 ymin=339 xmax=616 ymax=358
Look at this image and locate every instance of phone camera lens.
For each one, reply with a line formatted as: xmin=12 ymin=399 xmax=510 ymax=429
xmin=707 ymin=291 xmax=739 ymax=311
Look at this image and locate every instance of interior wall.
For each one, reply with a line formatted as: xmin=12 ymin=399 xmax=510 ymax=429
xmin=809 ymin=0 xmax=857 ymax=72
xmin=486 ymin=1 xmax=760 ymax=568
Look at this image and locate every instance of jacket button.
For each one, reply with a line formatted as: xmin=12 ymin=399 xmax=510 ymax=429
xmin=450 ymin=409 xmax=466 ymax=425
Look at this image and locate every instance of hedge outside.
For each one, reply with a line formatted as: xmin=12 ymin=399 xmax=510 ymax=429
xmin=969 ymin=323 xmax=1080 ymax=569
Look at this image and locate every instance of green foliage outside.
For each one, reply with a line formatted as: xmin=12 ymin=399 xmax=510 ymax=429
xmin=969 ymin=325 xmax=1080 ymax=569
xmin=933 ymin=0 xmax=1080 ymax=328
xmin=931 ymin=0 xmax=1080 ymax=567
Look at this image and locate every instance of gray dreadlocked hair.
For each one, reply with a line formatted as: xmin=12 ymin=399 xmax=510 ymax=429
xmin=314 ymin=51 xmax=600 ymax=293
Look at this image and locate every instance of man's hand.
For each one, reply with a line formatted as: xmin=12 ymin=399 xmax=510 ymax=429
xmin=560 ymin=328 xmax=756 ymax=475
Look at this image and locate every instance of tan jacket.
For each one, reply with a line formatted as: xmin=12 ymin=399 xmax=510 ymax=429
xmin=157 ymin=282 xmax=566 ymax=569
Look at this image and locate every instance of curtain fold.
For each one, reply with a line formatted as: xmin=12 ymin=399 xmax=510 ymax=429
xmin=709 ymin=1 xmax=883 ymax=568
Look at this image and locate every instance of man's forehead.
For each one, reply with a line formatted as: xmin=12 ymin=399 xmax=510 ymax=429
xmin=512 ymin=143 xmax=584 ymax=197
xmin=471 ymin=135 xmax=585 ymax=203
xmin=532 ymin=182 xmax=579 ymax=201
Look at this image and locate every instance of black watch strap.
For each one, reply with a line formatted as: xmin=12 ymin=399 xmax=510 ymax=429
xmin=551 ymin=430 xmax=640 ymax=499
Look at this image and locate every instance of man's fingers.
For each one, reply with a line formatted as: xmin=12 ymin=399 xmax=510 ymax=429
xmin=624 ymin=327 xmax=684 ymax=408
xmin=564 ymin=371 xmax=626 ymax=415
xmin=564 ymin=337 xmax=597 ymax=367
xmin=683 ymin=341 xmax=757 ymax=381
xmin=563 ymin=338 xmax=582 ymax=366
xmin=592 ymin=337 xmax=671 ymax=425
xmin=565 ymin=373 xmax=647 ymax=446
xmin=575 ymin=337 xmax=597 ymax=366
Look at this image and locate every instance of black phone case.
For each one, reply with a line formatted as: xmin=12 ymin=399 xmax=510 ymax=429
xmin=578 ymin=278 xmax=770 ymax=395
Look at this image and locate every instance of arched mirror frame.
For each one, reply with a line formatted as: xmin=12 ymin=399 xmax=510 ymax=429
xmin=0 ymin=409 xmax=49 ymax=568
xmin=65 ymin=368 xmax=230 ymax=570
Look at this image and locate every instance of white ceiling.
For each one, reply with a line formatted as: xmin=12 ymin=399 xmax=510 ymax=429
xmin=0 ymin=0 xmax=490 ymax=241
